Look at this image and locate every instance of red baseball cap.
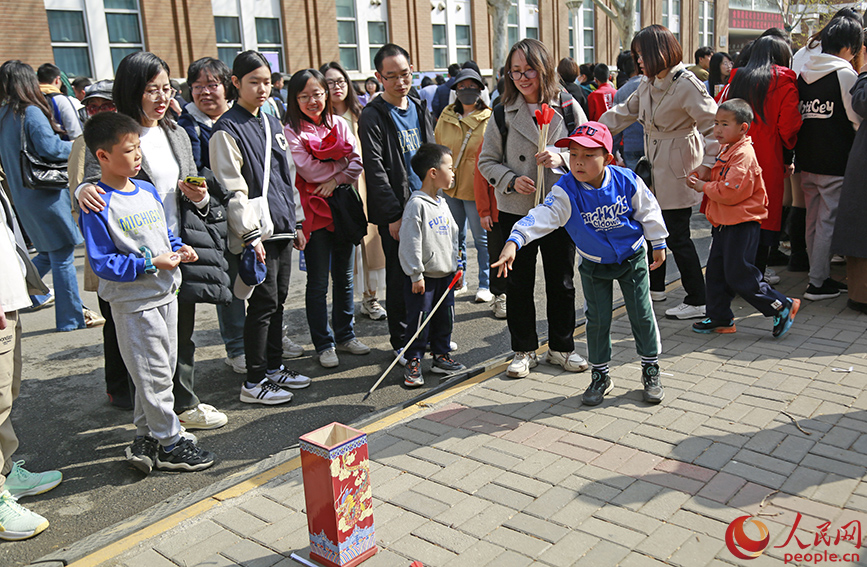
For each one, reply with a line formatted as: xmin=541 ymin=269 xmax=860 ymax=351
xmin=554 ymin=121 xmax=613 ymax=154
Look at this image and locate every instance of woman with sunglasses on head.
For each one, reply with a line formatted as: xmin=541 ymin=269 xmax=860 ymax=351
xmin=78 ymin=52 xmax=229 ymax=430
xmin=321 ymin=61 xmax=388 ymax=322
xmin=600 ymin=25 xmax=718 ymax=321
xmin=209 ymin=51 xmax=310 ymax=405
xmin=478 ymin=38 xmax=589 ymax=379
xmin=283 ymin=69 xmax=368 ymax=368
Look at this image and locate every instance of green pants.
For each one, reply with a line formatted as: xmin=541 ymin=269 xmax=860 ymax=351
xmin=579 ymin=247 xmax=661 ymax=365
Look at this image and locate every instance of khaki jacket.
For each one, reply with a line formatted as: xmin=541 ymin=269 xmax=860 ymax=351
xmin=600 ymin=63 xmax=719 ymax=210
xmin=435 ymin=105 xmax=491 ymax=201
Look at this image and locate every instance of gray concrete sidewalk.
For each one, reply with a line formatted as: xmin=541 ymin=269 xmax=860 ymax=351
xmin=93 ymin=267 xmax=867 ymax=567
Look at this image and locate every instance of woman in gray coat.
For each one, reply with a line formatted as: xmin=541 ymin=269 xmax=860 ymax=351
xmin=78 ymin=52 xmax=228 ymax=431
xmin=478 ymin=38 xmax=589 ymax=380
xmin=832 ymin=67 xmax=867 ymax=313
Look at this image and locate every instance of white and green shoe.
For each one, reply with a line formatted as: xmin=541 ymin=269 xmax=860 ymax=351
xmin=0 ymin=490 xmax=48 ymax=540
xmin=4 ymin=461 xmax=62 ymax=499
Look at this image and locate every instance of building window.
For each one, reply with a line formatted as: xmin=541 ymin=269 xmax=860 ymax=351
xmin=569 ymin=0 xmax=594 ymax=64
xmin=433 ymin=24 xmax=448 ymax=70
xmin=104 ymin=0 xmax=143 ymax=72
xmin=508 ymin=3 xmax=519 ymax=47
xmin=455 ymin=24 xmax=471 ymax=63
xmin=336 ymin=0 xmax=358 ymax=71
xmin=662 ymin=0 xmax=680 ymax=41
xmin=699 ymin=0 xmax=714 ymax=48
xmin=368 ymin=21 xmax=388 ymax=70
xmin=256 ymin=17 xmax=283 ymax=71
xmin=525 ymin=0 xmax=538 ymax=39
xmin=215 ymin=16 xmax=241 ymax=66
xmin=47 ymin=10 xmax=92 ymax=78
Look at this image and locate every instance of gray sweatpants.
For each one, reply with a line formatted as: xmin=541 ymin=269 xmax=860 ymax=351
xmin=114 ymin=299 xmax=181 ymax=447
xmin=801 ymin=172 xmax=843 ymax=288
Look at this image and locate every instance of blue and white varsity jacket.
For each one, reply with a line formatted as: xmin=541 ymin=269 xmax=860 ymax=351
xmin=507 ymin=166 xmax=668 ymax=264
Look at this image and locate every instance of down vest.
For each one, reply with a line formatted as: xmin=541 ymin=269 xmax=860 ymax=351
xmin=83 ymin=122 xmax=231 ymax=304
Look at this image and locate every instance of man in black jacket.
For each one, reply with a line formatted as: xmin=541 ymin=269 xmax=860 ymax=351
xmin=358 ymin=43 xmax=434 ymax=355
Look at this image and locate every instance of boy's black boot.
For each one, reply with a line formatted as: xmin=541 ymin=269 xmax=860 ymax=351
xmin=641 ymin=364 xmax=665 ymax=404
xmin=582 ymin=369 xmax=612 ymax=406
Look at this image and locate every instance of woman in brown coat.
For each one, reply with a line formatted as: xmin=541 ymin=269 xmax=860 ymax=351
xmin=601 ymin=25 xmax=719 ymax=321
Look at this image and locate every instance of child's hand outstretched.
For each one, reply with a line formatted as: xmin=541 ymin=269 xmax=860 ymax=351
xmin=686 ymin=174 xmax=705 ymax=193
xmin=177 ymin=245 xmax=198 ymax=263
xmin=412 ymin=279 xmax=425 ymax=294
xmin=649 ymin=248 xmax=666 ymax=270
xmin=491 ymin=241 xmax=518 ymax=278
xmin=152 ymin=251 xmax=181 ymax=270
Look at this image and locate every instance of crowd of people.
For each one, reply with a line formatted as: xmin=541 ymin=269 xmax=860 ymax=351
xmin=2 ymin=12 xmax=867 ymax=540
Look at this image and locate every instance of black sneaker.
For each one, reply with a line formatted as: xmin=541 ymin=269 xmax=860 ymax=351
xmin=641 ymin=364 xmax=665 ymax=404
xmin=156 ymin=438 xmax=216 ymax=472
xmin=125 ymin=435 xmax=158 ymax=474
xmin=582 ymin=369 xmax=613 ymax=406
xmin=826 ymin=278 xmax=847 ymax=291
xmin=431 ymin=354 xmax=466 ymax=375
xmin=692 ymin=318 xmax=736 ymax=334
xmin=772 ymin=298 xmax=800 ymax=338
xmin=804 ymin=281 xmax=840 ymax=301
xmin=404 ymin=358 xmax=423 ymax=388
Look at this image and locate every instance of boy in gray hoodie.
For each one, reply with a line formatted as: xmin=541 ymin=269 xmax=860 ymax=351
xmin=398 ymin=144 xmax=466 ymax=387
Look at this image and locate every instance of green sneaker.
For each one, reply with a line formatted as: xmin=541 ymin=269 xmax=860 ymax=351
xmin=4 ymin=461 xmax=62 ymax=499
xmin=0 ymin=490 xmax=48 ymax=540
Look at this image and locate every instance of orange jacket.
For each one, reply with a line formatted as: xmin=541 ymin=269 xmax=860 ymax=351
xmin=700 ymin=135 xmax=768 ymax=227
xmin=473 ymin=144 xmax=499 ymax=223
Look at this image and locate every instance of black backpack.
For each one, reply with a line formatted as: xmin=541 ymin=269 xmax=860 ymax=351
xmin=327 ymin=184 xmax=368 ymax=245
xmin=492 ymin=90 xmax=577 ymax=154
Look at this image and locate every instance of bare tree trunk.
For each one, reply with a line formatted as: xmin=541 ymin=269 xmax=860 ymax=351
xmin=488 ymin=0 xmax=511 ymax=80
xmin=589 ymin=0 xmax=636 ymax=54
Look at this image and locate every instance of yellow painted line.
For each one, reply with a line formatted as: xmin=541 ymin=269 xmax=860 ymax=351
xmin=68 ymin=282 xmax=676 ymax=566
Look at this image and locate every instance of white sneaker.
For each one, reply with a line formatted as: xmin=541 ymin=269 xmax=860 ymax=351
xmin=179 ymin=427 xmax=198 ymax=444
xmin=665 ymin=303 xmax=706 ymax=320
xmin=337 ymin=338 xmax=371 ymax=355
xmin=240 ymin=380 xmax=294 ymax=405
xmin=454 ymin=284 xmax=469 ymax=297
xmin=0 ymin=490 xmax=48 ymax=541
xmin=224 ymin=354 xmax=246 ymax=374
xmin=449 ymin=340 xmax=458 ymax=352
xmin=177 ymin=404 xmax=228 ymax=430
xmin=475 ymin=288 xmax=494 ymax=303
xmin=266 ymin=366 xmax=312 ymax=389
xmin=282 ymin=327 xmax=304 ymax=359
xmin=360 ymin=297 xmax=387 ymax=320
xmin=831 ymin=254 xmax=846 ymax=264
xmin=492 ymin=294 xmax=507 ymax=319
xmin=319 ymin=347 xmax=339 ymax=368
xmin=545 ymin=350 xmax=589 ymax=372
xmin=507 ymin=352 xmax=538 ymax=378
xmin=650 ymin=291 xmax=667 ymax=302
xmin=394 ymin=349 xmax=408 ymax=367
xmin=763 ymin=268 xmax=781 ymax=285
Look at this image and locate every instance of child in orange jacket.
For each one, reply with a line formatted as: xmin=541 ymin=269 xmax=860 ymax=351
xmin=687 ymin=99 xmax=799 ymax=338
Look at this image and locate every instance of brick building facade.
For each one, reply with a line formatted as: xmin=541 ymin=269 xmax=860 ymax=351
xmin=2 ymin=0 xmax=755 ymax=83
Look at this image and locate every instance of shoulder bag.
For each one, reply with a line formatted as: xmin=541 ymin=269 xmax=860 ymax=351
xmin=20 ymin=119 xmax=68 ymax=191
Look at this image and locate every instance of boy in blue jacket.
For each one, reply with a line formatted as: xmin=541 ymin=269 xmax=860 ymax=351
xmin=79 ymin=112 xmax=216 ymax=474
xmin=493 ymin=122 xmax=668 ymax=406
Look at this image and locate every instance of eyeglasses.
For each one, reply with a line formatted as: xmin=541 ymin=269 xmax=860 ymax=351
xmin=721 ymin=60 xmax=734 ymax=68
xmin=86 ymin=101 xmax=116 ymax=116
xmin=297 ymin=91 xmax=327 ymax=104
xmin=325 ymin=79 xmax=347 ymax=89
xmin=191 ymin=82 xmax=221 ymax=94
xmin=144 ymin=87 xmax=177 ymax=101
xmin=381 ymin=71 xmax=412 ymax=83
xmin=508 ymin=69 xmax=539 ymax=81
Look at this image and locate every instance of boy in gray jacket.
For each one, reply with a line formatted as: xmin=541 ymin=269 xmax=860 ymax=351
xmin=399 ymin=144 xmax=466 ymax=387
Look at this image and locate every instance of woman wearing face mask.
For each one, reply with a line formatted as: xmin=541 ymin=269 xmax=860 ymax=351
xmin=434 ymin=68 xmax=494 ymax=304
xmin=78 ymin=52 xmax=230 ymax=430
xmin=478 ymin=38 xmax=589 ymax=379
xmin=209 ymin=51 xmax=311 ymax=405
xmin=321 ymin=61 xmax=388 ymax=322
xmin=283 ymin=69 xmax=367 ymax=368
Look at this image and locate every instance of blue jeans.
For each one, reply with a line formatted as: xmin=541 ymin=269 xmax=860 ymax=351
xmin=305 ymin=229 xmax=356 ymax=353
xmin=216 ymin=251 xmax=245 ymax=358
xmin=444 ymin=195 xmax=489 ymax=290
xmin=31 ymin=245 xmax=85 ymax=332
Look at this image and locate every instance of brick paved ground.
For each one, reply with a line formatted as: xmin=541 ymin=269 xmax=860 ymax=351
xmin=100 ymin=268 xmax=867 ymax=567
